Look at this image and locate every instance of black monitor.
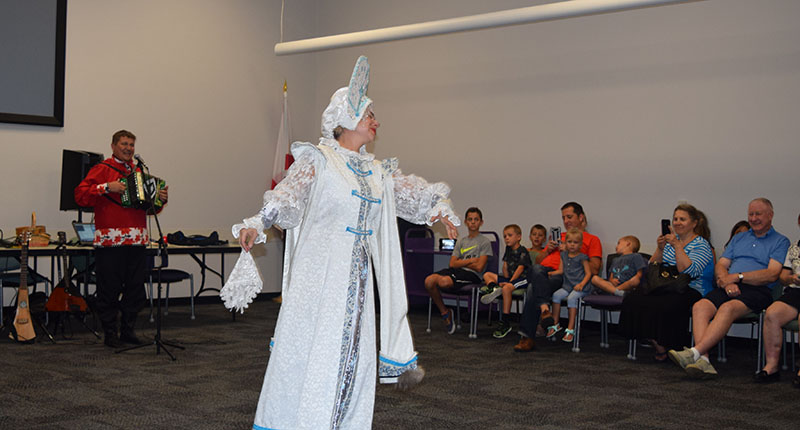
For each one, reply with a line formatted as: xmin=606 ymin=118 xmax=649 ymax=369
xmin=60 ymin=149 xmax=103 ymax=211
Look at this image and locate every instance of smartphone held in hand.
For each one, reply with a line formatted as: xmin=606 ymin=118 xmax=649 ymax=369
xmin=550 ymin=226 xmax=562 ymax=243
xmin=661 ymin=219 xmax=671 ymax=236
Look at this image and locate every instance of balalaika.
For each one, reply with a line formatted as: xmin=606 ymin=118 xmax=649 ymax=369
xmin=120 ymin=171 xmax=166 ymax=210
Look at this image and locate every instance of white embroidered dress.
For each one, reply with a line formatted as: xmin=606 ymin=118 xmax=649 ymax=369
xmin=234 ymin=138 xmax=458 ymax=430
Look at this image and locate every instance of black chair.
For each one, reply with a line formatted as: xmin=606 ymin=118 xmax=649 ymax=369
xmin=147 ymin=253 xmax=195 ymax=321
xmin=1 ymin=256 xmax=51 ymax=323
xmin=70 ymin=254 xmax=97 ymax=298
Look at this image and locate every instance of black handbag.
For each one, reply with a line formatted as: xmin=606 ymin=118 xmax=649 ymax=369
xmin=643 ymin=263 xmax=691 ymax=295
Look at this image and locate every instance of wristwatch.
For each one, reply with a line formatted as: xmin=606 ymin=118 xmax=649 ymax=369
xmin=738 ymin=273 xmax=744 ymax=282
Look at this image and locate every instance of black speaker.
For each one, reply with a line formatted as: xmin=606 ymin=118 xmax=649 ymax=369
xmin=59 ymin=149 xmax=103 ymax=211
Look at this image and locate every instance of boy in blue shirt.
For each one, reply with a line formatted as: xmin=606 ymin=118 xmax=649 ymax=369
xmin=592 ymin=235 xmax=647 ymax=296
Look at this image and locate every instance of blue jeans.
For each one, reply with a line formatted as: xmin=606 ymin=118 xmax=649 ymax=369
xmin=551 ymin=287 xmax=588 ymax=309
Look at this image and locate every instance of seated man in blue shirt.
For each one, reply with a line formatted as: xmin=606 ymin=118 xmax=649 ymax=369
xmin=669 ymin=198 xmax=790 ymax=379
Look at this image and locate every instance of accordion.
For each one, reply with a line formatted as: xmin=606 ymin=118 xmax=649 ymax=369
xmin=120 ymin=171 xmax=166 ymax=210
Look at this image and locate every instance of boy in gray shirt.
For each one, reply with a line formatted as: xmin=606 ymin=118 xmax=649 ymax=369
xmin=424 ymin=207 xmax=493 ymax=334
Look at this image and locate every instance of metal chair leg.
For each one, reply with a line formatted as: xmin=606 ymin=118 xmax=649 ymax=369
xmin=572 ymin=300 xmax=581 ymax=353
xmin=627 ymin=338 xmax=637 ymax=360
xmin=469 ymin=287 xmax=478 ymax=339
xmin=718 ymin=337 xmax=727 ymax=363
xmin=782 ymin=329 xmax=789 ymax=371
xmin=426 ymin=298 xmax=432 ymax=333
xmin=455 ymin=297 xmax=462 ymax=330
xmin=189 ymin=274 xmax=195 ymax=320
xmin=756 ymin=313 xmax=764 ymax=373
xmin=601 ymin=310 xmax=609 ymax=348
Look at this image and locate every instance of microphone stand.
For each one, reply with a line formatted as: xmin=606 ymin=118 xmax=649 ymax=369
xmin=116 ymin=160 xmax=183 ymax=361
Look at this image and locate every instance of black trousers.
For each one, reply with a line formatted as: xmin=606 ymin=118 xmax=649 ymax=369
xmin=519 ymin=265 xmax=563 ymax=337
xmin=94 ymin=246 xmax=147 ymax=328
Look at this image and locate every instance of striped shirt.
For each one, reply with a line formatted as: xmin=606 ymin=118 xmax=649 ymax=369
xmin=662 ymin=236 xmax=714 ymax=295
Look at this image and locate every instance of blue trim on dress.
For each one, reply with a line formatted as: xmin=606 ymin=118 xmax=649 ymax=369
xmin=346 ymin=162 xmax=372 ymax=177
xmin=253 ymin=424 xmax=277 ymax=430
xmin=378 ymin=353 xmax=419 ymax=378
xmin=379 ymin=355 xmax=417 ymax=367
xmin=345 ymin=226 xmax=373 ymax=236
xmin=351 ymin=189 xmax=381 ymax=204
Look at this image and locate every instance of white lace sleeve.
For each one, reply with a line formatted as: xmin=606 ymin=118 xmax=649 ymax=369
xmin=232 ymin=146 xmax=319 ymax=242
xmin=391 ymin=167 xmax=461 ymax=227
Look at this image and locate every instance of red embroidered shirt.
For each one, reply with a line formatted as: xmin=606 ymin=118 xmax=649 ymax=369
xmin=74 ymin=157 xmax=162 ymax=247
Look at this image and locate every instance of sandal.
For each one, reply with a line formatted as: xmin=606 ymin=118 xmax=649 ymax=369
xmin=545 ymin=324 xmax=562 ymax=339
xmin=562 ymin=329 xmax=575 ymax=343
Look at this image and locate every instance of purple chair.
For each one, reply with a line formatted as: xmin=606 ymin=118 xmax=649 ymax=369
xmin=425 ymin=231 xmax=499 ymax=338
xmin=573 ymin=252 xmax=650 ymax=354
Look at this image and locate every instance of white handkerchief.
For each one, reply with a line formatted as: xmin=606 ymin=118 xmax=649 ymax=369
xmin=220 ymin=250 xmax=263 ymax=313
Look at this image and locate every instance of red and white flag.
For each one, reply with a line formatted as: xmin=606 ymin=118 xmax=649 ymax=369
xmin=271 ymin=81 xmax=293 ymax=189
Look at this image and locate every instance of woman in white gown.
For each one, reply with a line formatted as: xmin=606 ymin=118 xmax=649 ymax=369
xmin=223 ymin=56 xmax=459 ymax=430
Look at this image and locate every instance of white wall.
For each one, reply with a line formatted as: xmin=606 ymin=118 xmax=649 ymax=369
xmin=3 ymin=0 xmax=800 ymax=306
xmin=0 ymin=0 xmax=319 ymax=299
xmin=312 ymin=0 xmax=800 ymax=254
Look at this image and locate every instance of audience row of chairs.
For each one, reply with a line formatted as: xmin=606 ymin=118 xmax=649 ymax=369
xmin=417 ymin=230 xmax=798 ymax=372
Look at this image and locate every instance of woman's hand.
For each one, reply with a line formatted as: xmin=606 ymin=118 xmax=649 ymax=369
xmin=239 ymin=228 xmax=258 ymax=252
xmin=430 ymin=213 xmax=458 ymax=240
xmin=656 ymin=235 xmax=667 ymax=250
xmin=545 ymin=240 xmax=559 ymax=254
xmin=664 ymin=232 xmax=679 ymax=248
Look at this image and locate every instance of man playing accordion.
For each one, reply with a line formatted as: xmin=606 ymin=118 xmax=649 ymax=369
xmin=75 ymin=129 xmax=168 ymax=348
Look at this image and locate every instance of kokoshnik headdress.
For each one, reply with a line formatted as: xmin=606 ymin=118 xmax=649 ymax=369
xmin=321 ymin=55 xmax=372 ymax=139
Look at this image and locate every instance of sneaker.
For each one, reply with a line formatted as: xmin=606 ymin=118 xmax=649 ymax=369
xmin=668 ymin=347 xmax=696 ymax=370
xmin=513 ymin=336 xmax=536 ymax=352
xmin=685 ymin=359 xmax=718 ymax=379
xmin=442 ymin=309 xmax=456 ymax=335
xmin=493 ymin=322 xmax=512 ymax=339
xmin=480 ymin=282 xmax=498 ymax=295
xmin=481 ymin=286 xmax=503 ymax=305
